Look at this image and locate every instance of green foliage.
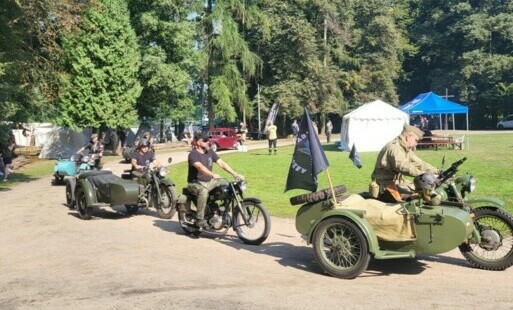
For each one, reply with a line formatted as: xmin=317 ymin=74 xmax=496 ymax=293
xmin=129 ymin=0 xmax=197 ymax=123
xmin=58 ymin=0 xmax=141 ymax=129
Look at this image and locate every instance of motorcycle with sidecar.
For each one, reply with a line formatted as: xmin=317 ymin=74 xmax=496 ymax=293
xmin=53 ymin=153 xmax=97 ymax=185
xmin=291 ymin=157 xmax=513 ymax=279
xmin=70 ymin=158 xmax=178 ymax=220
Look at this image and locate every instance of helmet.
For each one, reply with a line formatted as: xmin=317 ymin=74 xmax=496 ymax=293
xmin=414 ymin=171 xmax=438 ymax=191
xmin=137 ymin=139 xmax=150 ymax=150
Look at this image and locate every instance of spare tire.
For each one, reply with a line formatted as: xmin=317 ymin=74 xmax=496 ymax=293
xmin=290 ymin=185 xmax=347 ymax=206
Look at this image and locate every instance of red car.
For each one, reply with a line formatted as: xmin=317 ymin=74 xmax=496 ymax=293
xmin=207 ymin=128 xmax=241 ymax=152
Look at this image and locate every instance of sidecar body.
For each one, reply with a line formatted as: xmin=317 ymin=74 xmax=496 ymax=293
xmin=53 ymin=154 xmax=91 ymax=185
xmin=296 ymin=190 xmax=474 ymax=278
xmin=72 ymin=170 xmax=140 ymax=220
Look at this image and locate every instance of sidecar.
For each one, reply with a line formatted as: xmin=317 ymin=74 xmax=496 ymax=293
xmin=293 ymin=186 xmax=475 ymax=279
xmin=72 ymin=170 xmax=140 ymax=220
xmin=53 ymin=154 xmax=91 ymax=185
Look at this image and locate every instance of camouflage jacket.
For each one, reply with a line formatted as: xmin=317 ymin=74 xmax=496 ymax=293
xmin=371 ymin=136 xmax=437 ymax=186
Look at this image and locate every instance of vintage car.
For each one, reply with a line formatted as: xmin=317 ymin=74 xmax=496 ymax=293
xmin=207 ymin=128 xmax=241 ymax=152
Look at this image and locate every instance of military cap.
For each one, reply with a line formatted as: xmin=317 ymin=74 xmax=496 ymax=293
xmin=403 ymin=124 xmax=424 ymax=138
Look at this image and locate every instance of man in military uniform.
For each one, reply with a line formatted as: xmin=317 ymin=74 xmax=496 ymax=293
xmin=370 ymin=124 xmax=438 ymax=202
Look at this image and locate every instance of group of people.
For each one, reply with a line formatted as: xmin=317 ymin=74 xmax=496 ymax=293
xmin=290 ymin=119 xmax=333 ymax=143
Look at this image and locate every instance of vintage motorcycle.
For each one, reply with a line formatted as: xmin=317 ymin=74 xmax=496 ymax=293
xmin=53 ymin=152 xmax=97 ymax=185
xmin=72 ymin=159 xmax=177 ymax=220
xmin=291 ymin=157 xmax=513 ymax=279
xmin=178 ymin=178 xmax=271 ymax=245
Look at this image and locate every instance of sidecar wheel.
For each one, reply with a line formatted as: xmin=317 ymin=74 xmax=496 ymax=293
xmin=290 ymin=185 xmax=347 ymax=206
xmin=156 ymin=185 xmax=178 ymax=219
xmin=312 ymin=217 xmax=370 ymax=279
xmin=459 ymin=207 xmax=513 ymax=270
xmin=76 ymin=186 xmax=92 ymax=220
xmin=65 ymin=179 xmax=75 ymax=209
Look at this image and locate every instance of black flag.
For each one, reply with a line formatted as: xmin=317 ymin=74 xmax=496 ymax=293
xmin=285 ymin=108 xmax=329 ymax=192
xmin=349 ymin=144 xmax=363 ymax=169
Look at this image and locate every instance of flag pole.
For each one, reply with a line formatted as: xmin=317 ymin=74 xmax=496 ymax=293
xmin=325 ymin=169 xmax=338 ymax=207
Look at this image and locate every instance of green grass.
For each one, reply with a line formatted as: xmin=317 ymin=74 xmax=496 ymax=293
xmin=0 ymin=159 xmax=56 ymax=190
xmin=168 ymin=133 xmax=513 ymax=217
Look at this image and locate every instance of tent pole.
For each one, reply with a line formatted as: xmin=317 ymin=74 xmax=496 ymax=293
xmin=466 ymin=113 xmax=469 ymax=150
xmin=452 ymin=113 xmax=455 ymax=130
xmin=325 ymin=169 xmax=338 ymax=207
xmin=439 ymin=114 xmax=442 ymax=131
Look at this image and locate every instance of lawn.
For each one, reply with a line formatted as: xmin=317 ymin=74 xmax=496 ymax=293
xmin=168 ymin=133 xmax=513 ymax=217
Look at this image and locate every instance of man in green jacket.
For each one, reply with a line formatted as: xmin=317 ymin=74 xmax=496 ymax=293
xmin=370 ymin=124 xmax=438 ymax=202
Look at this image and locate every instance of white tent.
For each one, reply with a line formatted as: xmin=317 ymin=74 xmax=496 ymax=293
xmin=340 ymin=100 xmax=409 ymax=152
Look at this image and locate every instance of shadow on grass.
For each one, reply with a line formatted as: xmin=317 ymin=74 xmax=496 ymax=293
xmin=0 ymin=173 xmax=39 ymax=191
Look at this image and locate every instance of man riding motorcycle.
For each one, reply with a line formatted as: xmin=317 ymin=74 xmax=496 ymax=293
xmin=370 ymin=124 xmax=439 ymax=202
xmin=187 ymin=134 xmax=243 ymax=229
xmin=131 ymin=141 xmax=161 ymax=178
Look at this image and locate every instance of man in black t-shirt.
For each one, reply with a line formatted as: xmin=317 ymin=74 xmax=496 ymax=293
xmin=131 ymin=142 xmax=161 ymax=174
xmin=187 ymin=134 xmax=243 ymax=228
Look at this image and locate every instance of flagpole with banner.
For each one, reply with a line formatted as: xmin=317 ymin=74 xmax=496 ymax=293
xmin=285 ymin=107 xmax=337 ymax=206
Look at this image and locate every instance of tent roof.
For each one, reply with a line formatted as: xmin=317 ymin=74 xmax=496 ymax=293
xmin=400 ymin=92 xmax=468 ymax=115
xmin=344 ymin=99 xmax=408 ymax=120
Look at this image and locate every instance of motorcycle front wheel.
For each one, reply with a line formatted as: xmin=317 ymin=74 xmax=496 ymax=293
xmin=154 ymin=184 xmax=178 ymax=219
xmin=459 ymin=207 xmax=513 ymax=270
xmin=312 ymin=217 xmax=370 ymax=279
xmin=233 ymin=202 xmax=271 ymax=245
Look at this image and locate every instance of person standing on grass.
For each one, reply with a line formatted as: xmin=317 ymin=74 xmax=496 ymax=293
xmin=266 ymin=121 xmax=278 ymax=155
xmin=2 ymin=137 xmax=16 ymax=181
xmin=291 ymin=120 xmax=299 ymax=143
xmin=326 ymin=119 xmax=333 ymax=143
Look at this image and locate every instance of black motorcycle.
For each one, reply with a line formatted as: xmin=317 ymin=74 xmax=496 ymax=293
xmin=121 ymin=158 xmax=178 ymax=219
xmin=178 ymin=178 xmax=271 ymax=245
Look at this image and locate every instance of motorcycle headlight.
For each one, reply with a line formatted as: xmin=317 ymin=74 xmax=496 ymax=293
xmin=70 ymin=155 xmax=77 ymax=161
xmin=158 ymin=167 xmax=169 ymax=178
xmin=469 ymin=176 xmax=476 ymax=192
xmin=82 ymin=155 xmax=90 ymax=162
xmin=239 ymin=181 xmax=247 ymax=192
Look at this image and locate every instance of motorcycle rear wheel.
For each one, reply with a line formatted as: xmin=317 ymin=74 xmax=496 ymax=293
xmin=155 ymin=185 xmax=178 ymax=219
xmin=459 ymin=207 xmax=513 ymax=270
xmin=178 ymin=209 xmax=200 ymax=236
xmin=233 ymin=202 xmax=271 ymax=245
xmin=312 ymin=217 xmax=370 ymax=279
xmin=76 ymin=186 xmax=92 ymax=220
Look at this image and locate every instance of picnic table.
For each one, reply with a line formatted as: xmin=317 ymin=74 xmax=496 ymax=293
xmin=416 ymin=135 xmax=464 ymax=150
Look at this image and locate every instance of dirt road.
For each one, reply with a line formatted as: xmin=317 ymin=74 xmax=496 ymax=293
xmin=1 ymin=137 xmax=513 ymax=309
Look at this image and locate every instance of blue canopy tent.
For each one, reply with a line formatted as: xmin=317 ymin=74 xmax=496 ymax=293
xmin=400 ymin=92 xmax=469 ymax=131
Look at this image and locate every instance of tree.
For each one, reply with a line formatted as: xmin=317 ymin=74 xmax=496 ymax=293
xmin=197 ymin=0 xmax=265 ymax=128
xmin=58 ymin=0 xmax=141 ymax=129
xmin=128 ymin=0 xmax=197 ymax=131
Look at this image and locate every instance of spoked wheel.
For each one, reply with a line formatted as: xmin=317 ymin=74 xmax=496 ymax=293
xmin=312 ymin=217 xmax=370 ymax=279
xmin=76 ymin=186 xmax=92 ymax=220
xmin=233 ymin=202 xmax=271 ymax=245
xmin=178 ymin=202 xmax=200 ymax=236
xmin=155 ymin=185 xmax=178 ymax=219
xmin=459 ymin=208 xmax=513 ymax=270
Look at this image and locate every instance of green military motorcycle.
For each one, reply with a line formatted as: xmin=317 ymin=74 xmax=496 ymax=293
xmin=72 ymin=159 xmax=177 ymax=220
xmin=291 ymin=157 xmax=513 ymax=279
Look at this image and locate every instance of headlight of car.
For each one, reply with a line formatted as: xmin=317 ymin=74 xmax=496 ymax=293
xmin=469 ymin=175 xmax=476 ymax=192
xmin=158 ymin=167 xmax=169 ymax=178
xmin=239 ymin=181 xmax=247 ymax=192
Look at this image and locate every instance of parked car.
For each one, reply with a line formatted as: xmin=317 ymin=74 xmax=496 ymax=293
xmin=207 ymin=128 xmax=241 ymax=152
xmin=497 ymin=115 xmax=513 ymax=129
